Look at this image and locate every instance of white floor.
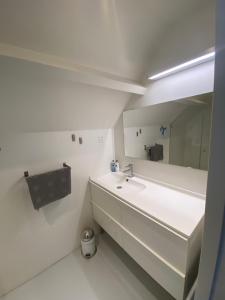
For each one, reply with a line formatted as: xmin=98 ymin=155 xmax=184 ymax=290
xmin=1 ymin=234 xmax=174 ymax=300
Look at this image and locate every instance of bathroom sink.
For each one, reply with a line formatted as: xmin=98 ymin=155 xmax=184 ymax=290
xmin=115 ymin=178 xmax=146 ymax=194
xmin=96 ymin=172 xmax=146 ymax=195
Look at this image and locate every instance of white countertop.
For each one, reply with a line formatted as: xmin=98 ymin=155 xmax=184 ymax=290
xmin=90 ymin=172 xmax=205 ymax=238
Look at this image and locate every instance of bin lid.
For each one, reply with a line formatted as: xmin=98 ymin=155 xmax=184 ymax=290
xmin=81 ymin=228 xmax=94 ymax=241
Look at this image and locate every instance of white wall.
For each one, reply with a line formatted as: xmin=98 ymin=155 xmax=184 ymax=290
xmin=0 ymin=57 xmax=129 ymax=296
xmin=0 ymin=130 xmax=114 ymax=296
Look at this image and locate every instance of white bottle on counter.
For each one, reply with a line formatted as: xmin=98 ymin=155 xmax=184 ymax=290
xmin=115 ymin=160 xmax=120 ymax=172
xmin=110 ymin=160 xmax=116 ymax=172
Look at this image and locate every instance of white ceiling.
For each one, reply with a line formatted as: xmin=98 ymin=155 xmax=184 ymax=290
xmin=0 ymin=0 xmax=212 ymax=81
xmin=0 ymin=56 xmax=130 ymax=132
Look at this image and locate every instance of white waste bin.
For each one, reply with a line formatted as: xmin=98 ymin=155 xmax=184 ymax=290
xmin=81 ymin=228 xmax=96 ymax=258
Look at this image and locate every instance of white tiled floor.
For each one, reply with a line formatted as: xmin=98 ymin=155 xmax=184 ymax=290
xmin=1 ymin=234 xmax=174 ymax=300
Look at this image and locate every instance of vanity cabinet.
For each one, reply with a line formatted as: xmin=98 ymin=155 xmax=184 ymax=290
xmin=90 ymin=181 xmax=203 ymax=300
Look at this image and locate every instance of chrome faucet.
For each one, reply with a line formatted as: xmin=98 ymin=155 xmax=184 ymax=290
xmin=122 ymin=163 xmax=134 ymax=178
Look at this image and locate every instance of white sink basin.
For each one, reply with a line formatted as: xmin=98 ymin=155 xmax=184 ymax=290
xmin=114 ymin=178 xmax=146 ymax=194
xmin=96 ymin=172 xmax=146 ymax=195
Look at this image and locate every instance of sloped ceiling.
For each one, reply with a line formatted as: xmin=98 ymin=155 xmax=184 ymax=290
xmin=0 ymin=0 xmax=213 ymax=81
xmin=0 ymin=56 xmax=130 ymax=132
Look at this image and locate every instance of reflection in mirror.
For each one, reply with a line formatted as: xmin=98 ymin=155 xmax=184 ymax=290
xmin=123 ymin=93 xmax=213 ymax=171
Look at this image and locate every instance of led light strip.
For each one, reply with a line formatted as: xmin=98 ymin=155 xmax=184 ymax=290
xmin=149 ymin=51 xmax=215 ymax=80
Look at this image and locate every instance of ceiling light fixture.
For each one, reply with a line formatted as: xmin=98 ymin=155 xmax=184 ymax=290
xmin=148 ymin=51 xmax=215 ymax=80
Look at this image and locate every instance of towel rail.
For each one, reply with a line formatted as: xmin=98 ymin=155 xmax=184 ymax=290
xmin=24 ymin=162 xmax=71 ymax=178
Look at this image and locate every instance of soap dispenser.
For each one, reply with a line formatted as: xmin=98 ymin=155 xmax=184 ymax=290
xmin=110 ymin=160 xmax=116 ymax=172
xmin=115 ymin=160 xmax=120 ymax=172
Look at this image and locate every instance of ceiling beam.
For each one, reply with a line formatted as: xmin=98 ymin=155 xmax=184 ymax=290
xmin=0 ymin=43 xmax=146 ymax=95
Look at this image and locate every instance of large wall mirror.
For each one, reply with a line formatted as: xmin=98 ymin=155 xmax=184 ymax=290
xmin=123 ymin=92 xmax=213 ymax=171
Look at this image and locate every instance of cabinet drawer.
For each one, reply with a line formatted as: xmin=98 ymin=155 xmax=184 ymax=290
xmin=92 ymin=203 xmax=123 ymax=247
xmin=90 ymin=183 xmax=122 ymax=223
xmin=122 ymin=203 xmax=188 ymax=273
xmin=92 ymin=202 xmax=185 ymax=300
xmin=122 ymin=226 xmax=185 ymax=300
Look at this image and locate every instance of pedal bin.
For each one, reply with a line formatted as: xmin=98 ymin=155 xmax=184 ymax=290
xmin=81 ymin=228 xmax=96 ymax=258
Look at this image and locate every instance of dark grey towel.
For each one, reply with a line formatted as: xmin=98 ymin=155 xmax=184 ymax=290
xmin=149 ymin=144 xmax=163 ymax=161
xmin=26 ymin=166 xmax=71 ymax=210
